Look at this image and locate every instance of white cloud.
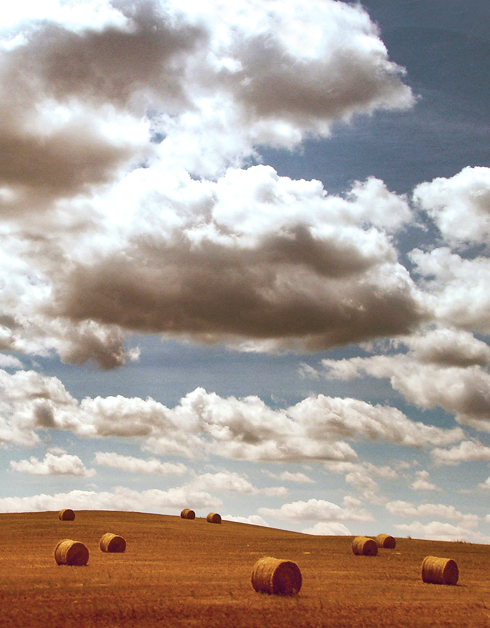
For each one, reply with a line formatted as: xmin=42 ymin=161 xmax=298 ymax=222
xmin=262 ymin=469 xmax=316 ymax=484
xmin=9 ymin=453 xmax=95 ymax=477
xmin=302 ymin=521 xmax=351 ymax=536
xmin=222 ymin=514 xmax=269 ymax=527
xmin=0 ymin=0 xmax=420 ymax=363
xmin=186 ymin=470 xmax=287 ymax=496
xmin=321 ymin=332 xmax=490 ymax=432
xmin=258 ymin=497 xmax=374 ymax=523
xmin=94 ymin=452 xmax=188 ymax=475
xmin=0 ymin=370 xmax=465 ymax=462
xmin=0 ymin=485 xmax=222 ymax=515
xmin=395 ymin=521 xmax=490 ymax=544
xmin=410 ymin=471 xmax=438 ymax=492
xmin=414 ymin=166 xmax=490 ymax=247
xmin=386 ymin=500 xmax=479 ymax=525
xmin=431 ymin=440 xmax=490 ymax=466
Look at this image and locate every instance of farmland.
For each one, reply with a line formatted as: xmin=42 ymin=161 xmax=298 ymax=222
xmin=0 ymin=510 xmax=490 ymax=627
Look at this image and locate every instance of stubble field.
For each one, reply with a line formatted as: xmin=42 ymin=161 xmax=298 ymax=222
xmin=1 ymin=510 xmax=490 ymax=627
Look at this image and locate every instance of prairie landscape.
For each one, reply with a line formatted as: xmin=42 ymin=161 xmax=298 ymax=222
xmin=1 ymin=511 xmax=490 ymax=627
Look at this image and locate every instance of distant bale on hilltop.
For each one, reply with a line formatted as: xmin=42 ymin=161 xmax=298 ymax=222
xmin=58 ymin=509 xmax=75 ymax=521
xmin=207 ymin=513 xmax=221 ymax=524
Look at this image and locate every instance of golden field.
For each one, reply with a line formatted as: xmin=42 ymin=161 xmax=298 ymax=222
xmin=1 ymin=510 xmax=490 ymax=627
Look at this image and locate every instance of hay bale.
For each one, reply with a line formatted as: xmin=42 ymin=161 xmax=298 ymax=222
xmin=376 ymin=533 xmax=396 ymax=549
xmin=58 ymin=509 xmax=75 ymax=521
xmin=206 ymin=512 xmax=221 ymax=524
xmin=54 ymin=539 xmax=89 ymax=566
xmin=99 ymin=533 xmax=126 ymax=553
xmin=352 ymin=536 xmax=378 ymax=556
xmin=421 ymin=556 xmax=459 ymax=585
xmin=251 ymin=557 xmax=302 ymax=596
xmin=181 ymin=508 xmax=196 ymax=520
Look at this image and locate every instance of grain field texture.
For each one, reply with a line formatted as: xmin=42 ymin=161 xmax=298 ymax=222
xmin=0 ymin=511 xmax=490 ymax=627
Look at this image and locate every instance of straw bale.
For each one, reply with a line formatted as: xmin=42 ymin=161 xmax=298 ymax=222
xmin=54 ymin=539 xmax=89 ymax=566
xmin=58 ymin=509 xmax=75 ymax=521
xmin=251 ymin=557 xmax=302 ymax=596
xmin=181 ymin=508 xmax=196 ymax=520
xmin=206 ymin=512 xmax=221 ymax=524
xmin=352 ymin=536 xmax=378 ymax=556
xmin=421 ymin=555 xmax=459 ymax=585
xmin=99 ymin=532 xmax=126 ymax=553
xmin=376 ymin=533 xmax=396 ymax=549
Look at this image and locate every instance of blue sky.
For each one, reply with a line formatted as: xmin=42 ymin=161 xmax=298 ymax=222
xmin=1 ymin=0 xmax=490 ymax=542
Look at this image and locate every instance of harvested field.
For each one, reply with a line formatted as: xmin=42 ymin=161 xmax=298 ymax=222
xmin=0 ymin=511 xmax=490 ymax=627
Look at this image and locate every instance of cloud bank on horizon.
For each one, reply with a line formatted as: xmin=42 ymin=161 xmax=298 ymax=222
xmin=1 ymin=0 xmax=490 ymax=544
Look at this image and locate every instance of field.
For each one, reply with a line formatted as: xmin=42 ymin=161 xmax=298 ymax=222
xmin=1 ymin=511 xmax=490 ymax=627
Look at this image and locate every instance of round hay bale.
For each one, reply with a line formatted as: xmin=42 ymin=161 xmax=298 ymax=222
xmin=58 ymin=509 xmax=75 ymax=521
xmin=376 ymin=533 xmax=396 ymax=549
xmin=181 ymin=508 xmax=196 ymax=520
xmin=54 ymin=539 xmax=89 ymax=566
xmin=352 ymin=536 xmax=378 ymax=556
xmin=206 ymin=512 xmax=221 ymax=524
xmin=421 ymin=556 xmax=459 ymax=585
xmin=251 ymin=557 xmax=302 ymax=596
xmin=99 ymin=533 xmax=126 ymax=553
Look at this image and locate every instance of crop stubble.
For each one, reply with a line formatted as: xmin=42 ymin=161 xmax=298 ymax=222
xmin=0 ymin=511 xmax=489 ymax=627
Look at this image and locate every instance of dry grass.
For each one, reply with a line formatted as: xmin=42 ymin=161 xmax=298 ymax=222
xmin=0 ymin=511 xmax=490 ymax=627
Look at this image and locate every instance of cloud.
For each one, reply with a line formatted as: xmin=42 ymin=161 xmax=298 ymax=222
xmin=431 ymin=440 xmax=490 ymax=466
xmin=0 ymin=485 xmax=221 ymax=515
xmin=320 ymin=329 xmax=490 ymax=432
xmin=261 ymin=469 xmax=316 ymax=484
xmin=413 ymin=166 xmax=490 ymax=248
xmin=0 ymin=370 xmax=464 ymax=462
xmin=94 ymin=452 xmax=188 ymax=475
xmin=9 ymin=453 xmax=95 ymax=477
xmin=258 ymin=497 xmax=374 ymax=523
xmin=302 ymin=521 xmax=351 ymax=536
xmin=395 ymin=521 xmax=490 ymax=544
xmin=0 ymin=0 xmax=420 ymax=365
xmin=386 ymin=500 xmax=479 ymax=525
xmin=410 ymin=471 xmax=438 ymax=492
xmin=186 ymin=470 xmax=288 ymax=496
xmin=222 ymin=514 xmax=269 ymax=527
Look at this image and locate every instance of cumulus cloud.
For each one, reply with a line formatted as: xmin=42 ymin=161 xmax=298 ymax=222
xmin=261 ymin=469 xmax=316 ymax=484
xmin=0 ymin=370 xmax=464 ymax=461
xmin=410 ymin=471 xmax=438 ymax=492
xmin=9 ymin=453 xmax=95 ymax=477
xmin=94 ymin=452 xmax=187 ymax=475
xmin=395 ymin=521 xmax=490 ymax=544
xmin=186 ymin=470 xmax=287 ymax=496
xmin=320 ymin=329 xmax=490 ymax=432
xmin=302 ymin=521 xmax=351 ymax=536
xmin=0 ymin=485 xmax=221 ymax=515
xmin=0 ymin=0 xmax=422 ymax=365
xmin=222 ymin=514 xmax=269 ymax=527
xmin=413 ymin=167 xmax=490 ymax=248
xmin=386 ymin=500 xmax=479 ymax=525
xmin=258 ymin=497 xmax=374 ymax=523
xmin=431 ymin=440 xmax=490 ymax=466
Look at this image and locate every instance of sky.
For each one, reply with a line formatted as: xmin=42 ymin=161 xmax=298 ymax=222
xmin=1 ymin=0 xmax=490 ymax=543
